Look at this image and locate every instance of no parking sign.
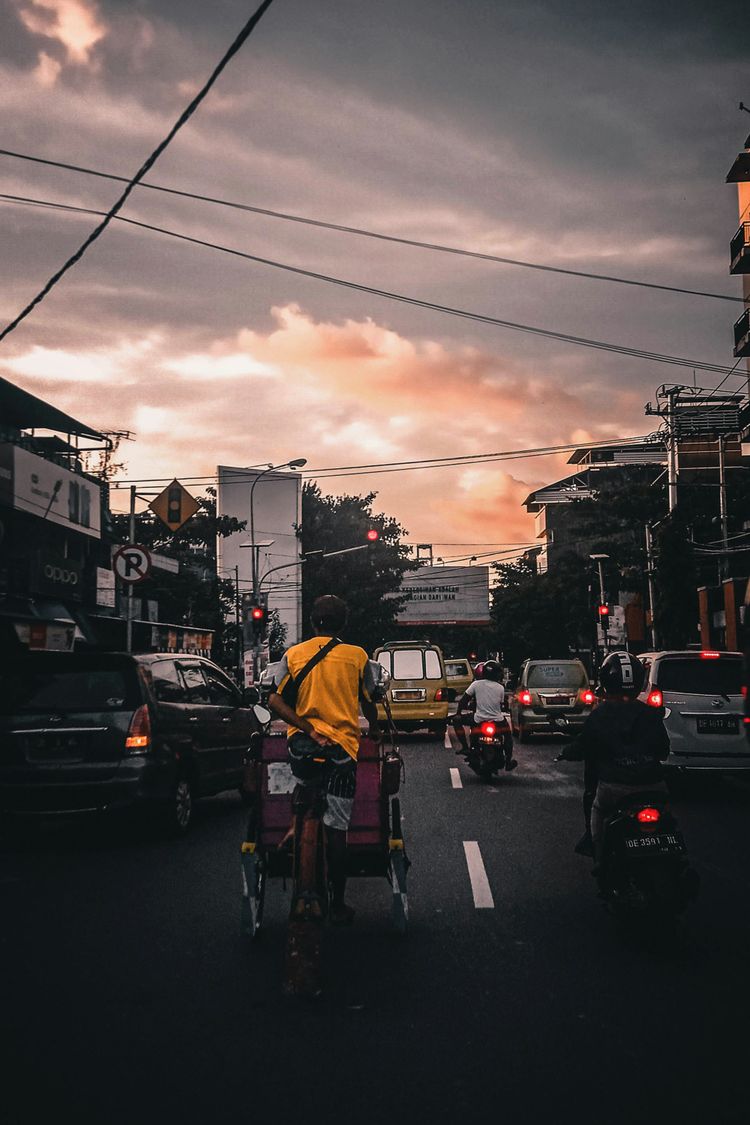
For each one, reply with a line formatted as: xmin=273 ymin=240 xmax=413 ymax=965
xmin=113 ymin=544 xmax=152 ymax=584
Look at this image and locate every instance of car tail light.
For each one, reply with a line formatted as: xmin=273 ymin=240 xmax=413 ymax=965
xmin=480 ymin=722 xmax=496 ymax=737
xmin=125 ymin=705 xmax=151 ymax=752
xmin=518 ymin=690 xmax=533 ymax=706
xmin=646 ymin=689 xmax=663 ymax=708
xmin=636 ymin=807 xmax=661 ymax=824
xmin=580 ymin=689 xmax=595 ymax=706
xmin=700 ymin=650 xmax=721 ymax=659
xmin=434 ymin=688 xmax=446 ymax=702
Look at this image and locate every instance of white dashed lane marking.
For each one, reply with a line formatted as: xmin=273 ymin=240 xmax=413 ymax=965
xmin=449 ymin=767 xmax=463 ymax=789
xmin=463 ymin=841 xmax=495 ymax=909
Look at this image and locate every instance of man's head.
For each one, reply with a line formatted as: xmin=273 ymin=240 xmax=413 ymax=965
xmin=311 ymin=594 xmax=348 ymax=637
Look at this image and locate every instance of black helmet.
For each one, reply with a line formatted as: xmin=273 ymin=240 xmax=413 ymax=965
xmin=598 ymin=651 xmax=645 ymax=696
xmin=482 ymin=659 xmax=503 ymax=681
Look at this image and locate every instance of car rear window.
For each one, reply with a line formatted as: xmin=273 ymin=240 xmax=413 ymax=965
xmin=527 ymin=664 xmax=587 ymax=688
xmin=2 ymin=663 xmax=138 ymax=713
xmin=445 ymin=661 xmax=469 ymax=678
xmin=378 ymin=649 xmax=443 ymax=680
xmin=655 ymin=657 xmax=742 ymax=695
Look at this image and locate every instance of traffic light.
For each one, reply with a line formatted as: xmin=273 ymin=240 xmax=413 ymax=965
xmin=167 ymin=484 xmax=182 ymax=526
xmin=248 ymin=604 xmax=267 ymax=640
xmin=366 ymin=529 xmax=380 ymax=542
xmin=597 ymin=604 xmax=610 ymax=619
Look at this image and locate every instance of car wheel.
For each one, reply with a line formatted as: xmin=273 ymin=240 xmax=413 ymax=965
xmin=165 ymin=774 xmax=194 ymax=836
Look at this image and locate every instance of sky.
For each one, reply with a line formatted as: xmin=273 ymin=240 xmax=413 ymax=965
xmin=0 ymin=0 xmax=747 ymax=559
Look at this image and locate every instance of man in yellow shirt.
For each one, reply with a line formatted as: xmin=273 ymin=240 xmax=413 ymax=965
xmin=268 ymin=595 xmax=380 ymax=925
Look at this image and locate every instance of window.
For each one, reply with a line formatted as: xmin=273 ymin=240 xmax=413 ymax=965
xmin=179 ymin=663 xmax=210 ymax=703
xmin=203 ymin=665 xmax=239 ymax=706
xmin=527 ymin=663 xmax=587 ymax=688
xmin=445 ymin=661 xmax=468 ymax=678
xmin=381 ymin=648 xmax=444 ymax=680
xmin=152 ymin=660 xmax=185 ymax=703
xmin=655 ymin=657 xmax=742 ymax=696
xmin=424 ymin=650 xmax=442 ymax=679
xmin=1 ymin=663 xmax=135 ymax=713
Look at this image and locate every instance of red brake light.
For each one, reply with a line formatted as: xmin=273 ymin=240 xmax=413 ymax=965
xmin=434 ymin=688 xmax=446 ymax=702
xmin=636 ymin=807 xmax=661 ymax=824
xmin=481 ymin=722 xmax=496 ymax=737
xmin=581 ymin=689 xmax=595 ymax=706
xmin=700 ymin=651 xmax=721 ymax=659
xmin=518 ymin=690 xmax=532 ymax=706
xmin=646 ymin=689 xmax=663 ymax=708
xmin=125 ymin=704 xmax=151 ymax=752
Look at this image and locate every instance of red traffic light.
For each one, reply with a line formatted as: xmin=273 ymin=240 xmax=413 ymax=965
xmin=598 ymin=604 xmax=609 ymax=617
xmin=366 ymin=529 xmax=379 ymax=542
xmin=251 ymin=606 xmax=265 ymax=620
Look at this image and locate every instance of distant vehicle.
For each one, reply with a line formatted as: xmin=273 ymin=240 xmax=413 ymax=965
xmin=444 ymin=658 xmax=474 ymax=713
xmin=638 ymin=650 xmax=748 ymax=773
xmin=0 ymin=651 xmax=265 ymax=834
xmin=509 ymin=658 xmax=594 ymax=743
xmin=373 ymin=640 xmax=451 ymax=737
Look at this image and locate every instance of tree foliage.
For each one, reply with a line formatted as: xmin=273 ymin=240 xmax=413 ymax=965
xmin=299 ymin=483 xmax=415 ymax=653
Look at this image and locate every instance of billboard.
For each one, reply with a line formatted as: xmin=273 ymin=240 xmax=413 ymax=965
xmin=0 ymin=444 xmax=101 ymax=538
xmin=396 ymin=565 xmax=491 ymax=626
xmin=216 ymin=466 xmax=303 ymax=647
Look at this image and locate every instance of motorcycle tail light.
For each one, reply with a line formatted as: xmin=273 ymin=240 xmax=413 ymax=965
xmin=636 ymin=807 xmax=661 ymax=824
xmin=581 ymin=689 xmax=595 ymax=705
xmin=518 ymin=690 xmax=532 ymax=706
xmin=646 ymin=689 xmax=663 ymax=708
xmin=481 ymin=722 xmax=496 ymax=737
xmin=125 ymin=705 xmax=151 ymax=752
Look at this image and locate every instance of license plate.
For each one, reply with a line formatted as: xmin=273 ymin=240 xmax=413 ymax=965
xmin=544 ymin=696 xmax=571 ymax=706
xmin=624 ymin=833 xmax=685 ymax=854
xmin=25 ymin=733 xmax=83 ymax=761
xmin=696 ymin=716 xmax=738 ymax=735
xmin=393 ymin=690 xmax=423 ymax=701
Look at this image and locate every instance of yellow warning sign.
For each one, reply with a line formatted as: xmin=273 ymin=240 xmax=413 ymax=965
xmin=149 ymin=479 xmax=200 ymax=532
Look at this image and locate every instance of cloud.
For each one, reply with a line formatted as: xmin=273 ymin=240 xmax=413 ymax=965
xmin=17 ymin=0 xmax=106 ymax=72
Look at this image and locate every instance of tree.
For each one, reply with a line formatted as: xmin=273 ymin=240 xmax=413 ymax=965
xmin=300 ymin=483 xmax=415 ymax=653
xmin=112 ymin=489 xmax=246 ymax=663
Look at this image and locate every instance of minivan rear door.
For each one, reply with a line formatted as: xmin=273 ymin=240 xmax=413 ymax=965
xmin=655 ymin=654 xmax=747 ymax=764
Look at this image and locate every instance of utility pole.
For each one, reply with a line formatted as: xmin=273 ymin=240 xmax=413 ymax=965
xmin=665 ymin=385 xmax=679 ymax=513
xmin=234 ymin=564 xmax=243 ymax=686
xmin=717 ymin=435 xmax=729 ymax=582
xmin=644 ymin=523 xmax=659 ymax=649
xmin=126 ymin=485 xmax=136 ymax=653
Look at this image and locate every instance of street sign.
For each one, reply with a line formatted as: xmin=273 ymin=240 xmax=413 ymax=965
xmin=113 ymin=544 xmax=152 ymax=584
xmin=149 ymin=479 xmax=200 ymax=532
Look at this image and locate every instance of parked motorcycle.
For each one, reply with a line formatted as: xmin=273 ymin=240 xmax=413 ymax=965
xmin=463 ymin=716 xmax=516 ymax=782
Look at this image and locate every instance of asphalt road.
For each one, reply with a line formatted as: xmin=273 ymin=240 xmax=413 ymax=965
xmin=3 ymin=732 xmax=749 ymax=1125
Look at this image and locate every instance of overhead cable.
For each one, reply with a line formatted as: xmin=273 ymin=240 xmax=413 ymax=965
xmin=0 ymin=146 xmax=744 ymax=306
xmin=0 ymin=0 xmax=277 ymax=344
xmin=1 ymin=192 xmax=741 ymax=379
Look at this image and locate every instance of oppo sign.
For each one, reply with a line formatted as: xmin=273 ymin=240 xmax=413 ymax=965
xmin=43 ymin=563 xmax=80 ymax=587
xmin=33 ymin=553 xmax=84 ymax=601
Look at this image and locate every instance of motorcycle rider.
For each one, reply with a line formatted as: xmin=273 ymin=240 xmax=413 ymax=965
xmin=452 ymin=659 xmax=517 ymax=771
xmin=560 ymin=650 xmax=670 ymax=867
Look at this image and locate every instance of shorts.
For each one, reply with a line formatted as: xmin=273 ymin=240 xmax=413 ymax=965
xmin=287 ymin=733 xmax=358 ymax=832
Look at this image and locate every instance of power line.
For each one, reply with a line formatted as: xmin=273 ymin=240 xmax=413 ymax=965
xmin=0 ymin=0 xmax=277 ymax=344
xmin=1 ymin=191 xmax=743 ymax=379
xmin=1 ymin=146 xmax=744 ymax=307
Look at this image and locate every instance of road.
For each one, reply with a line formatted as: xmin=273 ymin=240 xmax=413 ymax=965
xmin=3 ymin=732 xmax=749 ymax=1125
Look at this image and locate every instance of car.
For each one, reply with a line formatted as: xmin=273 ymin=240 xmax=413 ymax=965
xmin=638 ymin=649 xmax=748 ymax=773
xmin=373 ymin=640 xmax=452 ymax=737
xmin=444 ymin=658 xmax=474 ymax=713
xmin=0 ymin=650 xmax=264 ymax=834
xmin=509 ymin=658 xmax=594 ymax=743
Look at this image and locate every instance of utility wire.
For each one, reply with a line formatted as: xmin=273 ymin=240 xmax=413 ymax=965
xmin=0 ymin=0 xmax=276 ymax=344
xmin=0 ymin=145 xmax=744 ymax=306
xmin=1 ymin=191 xmax=742 ymax=379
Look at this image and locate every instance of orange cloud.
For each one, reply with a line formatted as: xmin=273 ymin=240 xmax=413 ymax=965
xmin=18 ymin=0 xmax=106 ymax=71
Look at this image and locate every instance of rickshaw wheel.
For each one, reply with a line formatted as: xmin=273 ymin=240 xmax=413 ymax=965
xmin=389 ymin=797 xmax=409 ymax=936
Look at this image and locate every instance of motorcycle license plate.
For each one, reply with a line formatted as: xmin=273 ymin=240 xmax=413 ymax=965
xmin=624 ymin=833 xmax=685 ymax=855
xmin=696 ymin=716 xmax=738 ymax=735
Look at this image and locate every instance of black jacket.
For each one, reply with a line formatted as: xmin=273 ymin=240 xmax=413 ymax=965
xmin=564 ymin=699 xmax=670 ymax=785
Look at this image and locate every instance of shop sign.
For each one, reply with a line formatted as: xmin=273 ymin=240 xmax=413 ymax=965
xmin=33 ymin=552 xmax=84 ymax=602
xmin=2 ymin=445 xmax=101 ymax=538
xmin=96 ymin=567 xmax=116 ymax=608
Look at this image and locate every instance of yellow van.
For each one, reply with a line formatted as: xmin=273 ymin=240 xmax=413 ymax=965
xmin=373 ymin=640 xmax=451 ymax=737
xmin=444 ymin=658 xmax=474 ymax=710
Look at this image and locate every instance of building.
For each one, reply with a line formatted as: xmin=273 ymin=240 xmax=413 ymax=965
xmin=0 ymin=376 xmax=115 ymax=653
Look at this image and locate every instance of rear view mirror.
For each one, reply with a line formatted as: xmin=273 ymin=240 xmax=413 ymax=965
xmin=253 ymin=704 xmax=272 ymax=727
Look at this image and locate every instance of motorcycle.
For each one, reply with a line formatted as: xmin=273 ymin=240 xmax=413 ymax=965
xmin=462 ymin=715 xmax=516 ymax=782
xmin=552 ymin=717 xmax=698 ymax=927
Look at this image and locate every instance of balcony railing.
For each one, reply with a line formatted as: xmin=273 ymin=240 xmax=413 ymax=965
xmin=730 ymin=222 xmax=750 ymax=273
xmin=734 ymin=306 xmax=750 ymax=357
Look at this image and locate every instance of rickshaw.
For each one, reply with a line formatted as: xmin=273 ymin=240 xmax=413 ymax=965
xmin=240 ymin=693 xmax=409 ymax=993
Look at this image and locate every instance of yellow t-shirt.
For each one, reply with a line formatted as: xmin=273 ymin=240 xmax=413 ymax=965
xmin=274 ymin=637 xmax=375 ymax=760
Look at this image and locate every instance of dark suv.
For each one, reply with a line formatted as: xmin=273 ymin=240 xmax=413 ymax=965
xmin=0 ymin=651 xmax=262 ymax=834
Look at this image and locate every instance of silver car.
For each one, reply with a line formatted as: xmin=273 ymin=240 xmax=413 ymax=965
xmin=638 ymin=650 xmax=748 ymax=772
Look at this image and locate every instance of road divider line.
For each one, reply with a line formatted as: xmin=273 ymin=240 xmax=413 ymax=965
xmin=444 ymin=728 xmax=453 ymax=750
xmin=450 ymin=767 xmax=463 ymax=789
xmin=463 ymin=841 xmax=494 ymax=909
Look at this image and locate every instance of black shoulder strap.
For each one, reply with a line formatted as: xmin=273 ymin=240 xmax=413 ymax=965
xmin=280 ymin=637 xmax=341 ymax=707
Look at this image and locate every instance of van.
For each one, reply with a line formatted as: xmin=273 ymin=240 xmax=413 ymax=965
xmin=0 ymin=651 xmax=263 ymax=834
xmin=444 ymin=658 xmax=474 ymax=712
xmin=509 ymin=658 xmax=594 ymax=742
xmin=373 ymin=640 xmax=451 ymax=737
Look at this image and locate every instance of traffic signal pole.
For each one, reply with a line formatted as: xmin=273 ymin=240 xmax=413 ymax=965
xmin=126 ymin=485 xmax=136 ymax=653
